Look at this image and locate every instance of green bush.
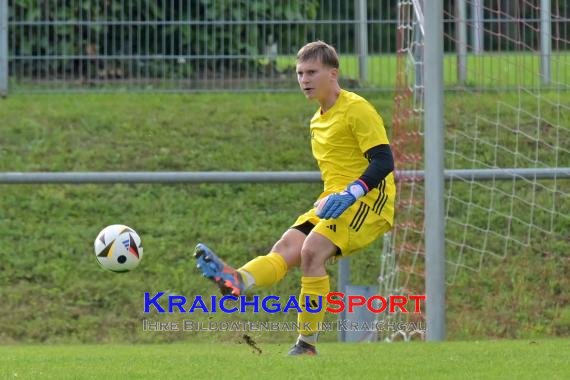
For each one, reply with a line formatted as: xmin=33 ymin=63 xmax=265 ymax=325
xmin=8 ymin=0 xmax=320 ymax=79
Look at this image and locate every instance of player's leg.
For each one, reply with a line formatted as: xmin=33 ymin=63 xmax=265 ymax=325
xmin=237 ymin=227 xmax=306 ymax=288
xmin=194 ymin=227 xmax=306 ymax=296
xmin=289 ymin=196 xmax=392 ymax=355
xmin=289 ymin=231 xmax=337 ymax=356
xmin=300 ymin=231 xmax=337 ymax=276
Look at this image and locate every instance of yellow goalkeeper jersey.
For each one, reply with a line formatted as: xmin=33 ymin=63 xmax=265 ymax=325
xmin=310 ymin=89 xmax=396 ymax=225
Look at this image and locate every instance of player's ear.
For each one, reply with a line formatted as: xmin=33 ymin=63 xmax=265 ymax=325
xmin=329 ymin=67 xmax=339 ymax=81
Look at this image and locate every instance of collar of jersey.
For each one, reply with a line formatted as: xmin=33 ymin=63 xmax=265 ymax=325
xmin=318 ymin=89 xmax=345 ymax=119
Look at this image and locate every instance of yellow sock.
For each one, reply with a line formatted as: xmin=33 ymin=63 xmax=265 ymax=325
xmin=238 ymin=252 xmax=288 ymax=288
xmin=297 ymin=275 xmax=330 ymax=339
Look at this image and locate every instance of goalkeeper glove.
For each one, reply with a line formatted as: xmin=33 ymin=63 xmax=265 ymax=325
xmin=315 ymin=179 xmax=368 ymax=219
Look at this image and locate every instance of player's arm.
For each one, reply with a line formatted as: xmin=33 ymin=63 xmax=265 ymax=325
xmin=360 ymin=144 xmax=395 ymax=189
xmin=316 ymin=144 xmax=394 ymax=219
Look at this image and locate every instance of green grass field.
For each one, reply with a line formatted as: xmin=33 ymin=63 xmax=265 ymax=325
xmin=0 ymin=90 xmax=568 ymax=347
xmin=1 ymin=339 xmax=569 ymax=379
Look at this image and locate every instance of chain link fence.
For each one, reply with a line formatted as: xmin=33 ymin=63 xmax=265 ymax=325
xmin=0 ymin=0 xmax=568 ymax=94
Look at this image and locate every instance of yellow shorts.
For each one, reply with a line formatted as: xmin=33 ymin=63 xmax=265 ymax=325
xmin=291 ymin=195 xmax=393 ymax=257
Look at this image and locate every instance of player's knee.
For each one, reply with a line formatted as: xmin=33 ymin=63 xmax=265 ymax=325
xmin=300 ymin=244 xmax=327 ymax=272
xmin=272 ymin=237 xmax=292 ymax=254
xmin=272 ymin=236 xmax=302 ymax=268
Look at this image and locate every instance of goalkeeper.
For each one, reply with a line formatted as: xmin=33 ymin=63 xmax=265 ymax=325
xmin=195 ymin=40 xmax=396 ymax=356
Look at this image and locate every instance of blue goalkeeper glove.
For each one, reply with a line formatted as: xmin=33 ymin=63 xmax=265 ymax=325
xmin=315 ymin=180 xmax=369 ymax=219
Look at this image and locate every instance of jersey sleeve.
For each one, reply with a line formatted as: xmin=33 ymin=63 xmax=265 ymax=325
xmin=347 ymin=101 xmax=390 ymax=154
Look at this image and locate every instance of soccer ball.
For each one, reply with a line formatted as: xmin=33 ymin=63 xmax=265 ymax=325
xmin=94 ymin=224 xmax=143 ymax=272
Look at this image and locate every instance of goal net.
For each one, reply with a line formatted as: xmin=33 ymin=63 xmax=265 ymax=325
xmin=378 ymin=0 xmax=570 ymax=341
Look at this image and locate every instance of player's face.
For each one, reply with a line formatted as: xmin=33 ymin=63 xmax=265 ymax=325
xmin=296 ymin=59 xmax=337 ymax=101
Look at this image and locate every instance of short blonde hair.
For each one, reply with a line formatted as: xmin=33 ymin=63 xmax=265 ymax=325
xmin=296 ymin=41 xmax=339 ymax=69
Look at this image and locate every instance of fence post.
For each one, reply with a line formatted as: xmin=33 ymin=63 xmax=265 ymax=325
xmin=456 ymin=0 xmax=467 ymax=85
xmin=471 ymin=0 xmax=484 ymax=54
xmin=0 ymin=0 xmax=8 ymax=97
xmin=356 ymin=0 xmax=368 ymax=84
xmin=413 ymin=1 xmax=423 ymax=93
xmin=540 ymin=0 xmax=551 ymax=85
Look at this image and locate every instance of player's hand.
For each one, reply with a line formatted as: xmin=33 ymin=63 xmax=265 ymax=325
xmin=315 ymin=180 xmax=368 ymax=219
xmin=315 ymin=191 xmax=356 ymax=219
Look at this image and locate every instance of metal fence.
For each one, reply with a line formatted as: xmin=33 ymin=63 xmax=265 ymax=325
xmin=0 ymin=0 xmax=569 ymax=94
